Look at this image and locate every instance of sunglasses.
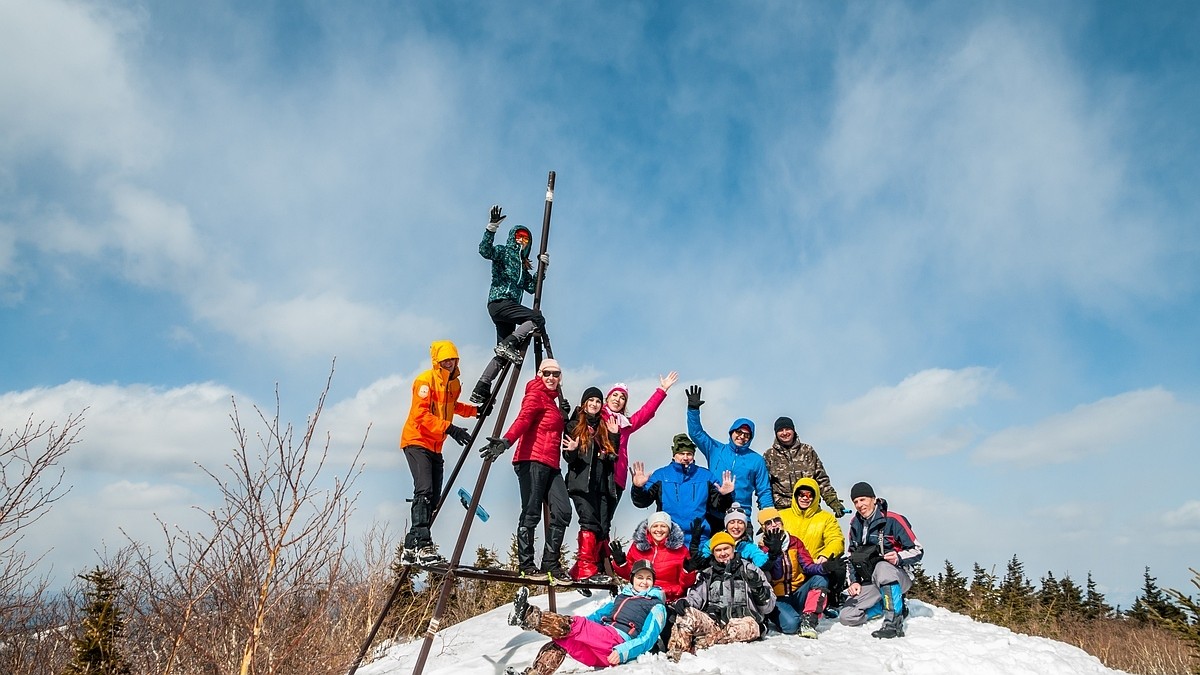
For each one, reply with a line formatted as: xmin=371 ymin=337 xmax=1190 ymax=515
xmin=540 ymin=371 xmax=562 ymax=378
xmin=731 ymin=429 xmax=752 ymax=438
xmin=764 ymin=517 xmax=784 ymax=525
xmin=794 ymin=491 xmax=815 ymax=500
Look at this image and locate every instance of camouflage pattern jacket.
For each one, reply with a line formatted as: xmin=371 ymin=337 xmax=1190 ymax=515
xmin=763 ymin=438 xmax=842 ymax=512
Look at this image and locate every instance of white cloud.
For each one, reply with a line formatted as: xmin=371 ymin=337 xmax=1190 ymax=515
xmin=973 ymin=387 xmax=1185 ymax=466
xmin=1163 ymin=501 xmax=1200 ymax=529
xmin=815 ymin=367 xmax=997 ymax=446
xmin=0 ymin=0 xmax=158 ymax=169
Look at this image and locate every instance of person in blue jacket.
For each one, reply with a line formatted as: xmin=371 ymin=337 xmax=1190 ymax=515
xmin=629 ymin=433 xmax=734 ymax=548
xmin=684 ymin=385 xmax=773 ymax=512
xmin=507 ymin=559 xmax=667 ymax=674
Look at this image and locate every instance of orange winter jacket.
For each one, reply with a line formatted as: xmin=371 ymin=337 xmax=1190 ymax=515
xmin=399 ymin=341 xmax=478 ymax=453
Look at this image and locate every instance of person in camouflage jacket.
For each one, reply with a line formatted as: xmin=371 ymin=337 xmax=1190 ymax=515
xmin=763 ymin=416 xmax=846 ymax=516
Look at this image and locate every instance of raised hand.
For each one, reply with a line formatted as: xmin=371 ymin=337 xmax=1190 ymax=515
xmin=487 ymin=205 xmax=505 ymax=232
xmin=609 ymin=540 xmax=628 ymax=567
xmin=717 ymin=470 xmax=735 ymax=495
xmin=630 ymin=461 xmax=649 ymax=488
xmin=560 ymin=435 xmax=579 ymax=453
xmin=660 ymin=371 xmax=679 ymax=391
xmin=685 ymin=385 xmax=704 ymax=409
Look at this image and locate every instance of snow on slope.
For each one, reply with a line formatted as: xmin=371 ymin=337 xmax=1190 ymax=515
xmin=358 ymin=592 xmax=1128 ymax=675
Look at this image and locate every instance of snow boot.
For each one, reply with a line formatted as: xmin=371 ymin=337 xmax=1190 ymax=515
xmin=415 ymin=544 xmax=446 ymax=566
xmin=798 ymin=613 xmax=818 ymax=639
xmin=541 ymin=525 xmax=569 ymax=580
xmin=494 ymin=334 xmax=524 ymax=364
xmin=508 ymin=586 xmax=531 ymax=627
xmin=570 ymin=530 xmax=600 ymax=581
xmin=871 ymin=582 xmax=906 ymax=639
xmin=400 ymin=547 xmax=420 ymax=565
xmin=516 ymin=526 xmax=539 ymax=576
xmin=469 ymin=379 xmax=493 ymax=405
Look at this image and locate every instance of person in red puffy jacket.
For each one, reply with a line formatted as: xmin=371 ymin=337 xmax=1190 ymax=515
xmin=480 ymin=358 xmax=573 ymax=578
xmin=609 ymin=511 xmax=697 ymax=602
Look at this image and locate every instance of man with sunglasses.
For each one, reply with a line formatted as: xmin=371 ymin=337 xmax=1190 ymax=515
xmin=470 ymin=204 xmax=553 ymax=405
xmin=480 ymin=359 xmax=573 ymax=579
xmin=683 ymin=385 xmax=773 ymax=515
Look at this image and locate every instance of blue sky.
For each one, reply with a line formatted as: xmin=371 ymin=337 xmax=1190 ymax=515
xmin=2 ymin=0 xmax=1198 ymax=608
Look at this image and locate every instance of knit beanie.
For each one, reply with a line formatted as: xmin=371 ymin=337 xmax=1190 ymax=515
xmin=630 ymin=559 xmax=656 ymax=581
xmin=773 ymin=416 xmax=795 ymax=433
xmin=648 ymin=511 xmax=672 ymax=529
xmin=709 ymin=532 xmax=736 ymax=552
xmin=756 ymin=507 xmax=781 ymax=526
xmin=538 ymin=358 xmax=561 ymax=374
xmin=607 ymin=383 xmax=629 ymax=400
xmin=670 ymin=433 xmax=696 ymax=455
xmin=850 ymin=482 xmax=875 ymax=500
xmin=724 ymin=503 xmax=749 ymax=526
xmin=580 ymin=386 xmax=603 ymax=405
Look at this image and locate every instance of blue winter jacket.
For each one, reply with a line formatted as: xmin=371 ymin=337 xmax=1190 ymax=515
xmin=686 ymin=409 xmax=774 ymax=510
xmin=584 ymin=585 xmax=667 ymax=663
xmin=630 ymin=461 xmax=730 ymax=547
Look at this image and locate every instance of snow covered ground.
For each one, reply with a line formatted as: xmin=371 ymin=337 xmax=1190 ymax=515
xmin=358 ymin=591 xmax=1129 ymax=675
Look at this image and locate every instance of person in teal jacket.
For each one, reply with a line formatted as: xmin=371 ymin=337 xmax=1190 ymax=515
xmin=684 ymin=385 xmax=773 ymax=512
xmin=507 ymin=559 xmax=667 ymax=675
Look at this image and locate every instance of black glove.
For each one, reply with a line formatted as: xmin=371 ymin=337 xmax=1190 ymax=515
xmin=479 ymin=436 xmax=510 ymax=462
xmin=688 ymin=518 xmax=704 ymax=558
xmin=829 ymin=500 xmax=848 ymax=518
xmin=685 ymin=385 xmax=704 ymax=409
xmin=672 ymin=598 xmax=690 ymax=616
xmin=683 ymin=554 xmax=711 ymax=572
xmin=763 ymin=529 xmax=785 ymax=560
xmin=476 ymin=398 xmax=493 ymax=419
xmin=446 ymin=425 xmax=471 ymax=447
xmin=486 ymin=205 xmax=506 ymax=232
xmin=745 ymin=568 xmax=770 ymax=603
xmin=608 ymin=541 xmax=627 ymax=567
xmin=558 ymin=396 xmax=571 ymax=420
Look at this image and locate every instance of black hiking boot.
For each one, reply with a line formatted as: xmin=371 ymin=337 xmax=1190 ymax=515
xmin=508 ymin=586 xmax=531 ymax=627
xmin=469 ymin=380 xmax=492 ymax=405
xmin=494 ymin=335 xmax=524 ymax=364
xmin=871 ymin=615 xmax=905 ymax=639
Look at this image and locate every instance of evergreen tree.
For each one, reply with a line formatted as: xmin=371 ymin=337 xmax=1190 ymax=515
xmin=1058 ymin=573 xmax=1085 ymax=619
xmin=909 ymin=563 xmax=937 ymax=603
xmin=1082 ymin=572 xmax=1113 ymax=621
xmin=64 ymin=566 xmax=131 ymax=675
xmin=1129 ymin=567 xmax=1185 ymax=625
xmin=996 ymin=555 xmax=1036 ymax=625
xmin=968 ymin=563 xmax=999 ymax=622
xmin=1163 ymin=567 xmax=1200 ymax=675
xmin=936 ymin=560 xmax=970 ymax=613
xmin=1037 ymin=571 xmax=1060 ymax=617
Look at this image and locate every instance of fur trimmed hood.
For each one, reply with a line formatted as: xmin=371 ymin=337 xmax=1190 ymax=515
xmin=632 ymin=518 xmax=686 ymax=552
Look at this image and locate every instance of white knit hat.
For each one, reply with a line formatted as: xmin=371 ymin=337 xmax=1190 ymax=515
xmin=647 ymin=511 xmax=672 ymax=528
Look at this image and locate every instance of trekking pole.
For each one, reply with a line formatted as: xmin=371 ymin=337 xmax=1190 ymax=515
xmin=532 ymin=171 xmax=554 ymax=368
xmin=344 ymin=360 xmax=515 ymax=675
xmin=409 ymin=172 xmax=558 ymax=675
xmin=409 ymin=343 xmax=528 ymax=675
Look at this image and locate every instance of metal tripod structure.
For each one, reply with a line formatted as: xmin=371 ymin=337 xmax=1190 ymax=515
xmin=345 ymin=172 xmax=562 ymax=675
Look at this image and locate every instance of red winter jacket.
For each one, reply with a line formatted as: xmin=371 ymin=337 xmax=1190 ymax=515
xmin=504 ymin=377 xmax=565 ymax=469
xmin=612 ymin=519 xmax=697 ymax=602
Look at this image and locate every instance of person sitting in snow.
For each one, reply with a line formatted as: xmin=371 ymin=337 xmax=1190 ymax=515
xmin=838 ymin=482 xmax=924 ymax=639
xmin=666 ymin=532 xmax=775 ymax=662
xmin=628 ymin=433 xmax=734 ymax=548
xmin=506 ymin=559 xmax=667 ymax=675
xmin=608 ymin=512 xmax=696 ymax=603
xmin=778 ymin=477 xmax=847 ymax=610
xmin=684 ymin=385 xmax=773 ymax=512
xmin=685 ymin=502 xmax=769 ymax=573
xmin=755 ymin=507 xmax=828 ymax=638
xmin=469 ymin=204 xmax=553 ymax=405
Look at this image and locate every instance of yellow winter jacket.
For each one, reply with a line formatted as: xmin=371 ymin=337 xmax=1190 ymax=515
xmin=778 ymin=477 xmax=845 ymax=560
xmin=399 ymin=341 xmax=477 ymax=453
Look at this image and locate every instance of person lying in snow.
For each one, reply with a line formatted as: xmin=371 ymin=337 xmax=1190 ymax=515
xmin=506 ymin=559 xmax=667 ymax=675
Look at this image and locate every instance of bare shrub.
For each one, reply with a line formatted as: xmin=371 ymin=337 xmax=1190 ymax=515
xmin=0 ymin=412 xmax=83 ymax=673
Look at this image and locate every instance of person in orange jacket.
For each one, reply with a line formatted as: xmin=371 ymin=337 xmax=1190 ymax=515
xmin=401 ymin=340 xmax=482 ymax=565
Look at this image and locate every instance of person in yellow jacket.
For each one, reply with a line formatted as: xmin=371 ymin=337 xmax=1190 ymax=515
xmin=778 ymin=477 xmax=847 ymax=610
xmin=401 ymin=340 xmax=483 ymax=565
